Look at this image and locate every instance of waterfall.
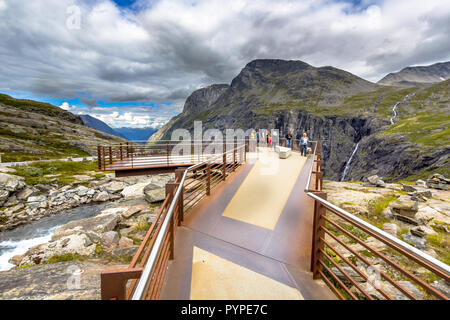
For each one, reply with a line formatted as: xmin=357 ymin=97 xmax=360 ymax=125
xmin=390 ymin=92 xmax=415 ymax=125
xmin=390 ymin=102 xmax=400 ymax=125
xmin=340 ymin=142 xmax=359 ymax=181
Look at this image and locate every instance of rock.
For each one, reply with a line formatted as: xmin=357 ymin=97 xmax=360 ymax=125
xmin=0 ymin=167 xmax=16 ymax=173
xmin=119 ymin=227 xmax=134 ymax=238
xmin=112 ymin=246 xmax=139 ymax=259
xmin=73 ymin=175 xmax=95 ymax=182
xmin=93 ymin=191 xmax=109 ymax=202
xmin=118 ymin=237 xmax=134 ymax=248
xmin=395 ymin=281 xmax=423 ymax=300
xmin=4 ymin=195 xmax=19 ymax=207
xmin=101 ymin=231 xmax=119 ymax=249
xmin=0 ymin=189 xmax=9 ymax=204
xmin=27 ymin=195 xmax=47 ymax=203
xmin=121 ymin=206 xmax=143 ymax=219
xmin=144 ymin=183 xmax=166 ymax=203
xmin=75 ymin=186 xmax=89 ymax=197
xmin=9 ymin=254 xmax=23 ymax=266
xmin=34 ymin=184 xmax=53 ymax=193
xmin=366 ymin=237 xmax=387 ymax=252
xmin=410 ymin=226 xmax=436 ymax=237
xmin=402 ymin=232 xmax=427 ymax=249
xmin=16 ymin=187 xmax=38 ymax=201
xmin=382 ymin=223 xmax=398 ymax=236
xmin=375 ymin=179 xmax=386 ymax=188
xmin=390 ymin=200 xmax=418 ymax=218
xmin=426 ymin=174 xmax=449 ymax=190
xmin=415 ymin=179 xmax=426 ymax=187
xmin=104 ymin=181 xmax=127 ymax=194
xmin=120 ymin=182 xmax=149 ymax=199
xmin=331 ymin=266 xmax=366 ymax=286
xmin=52 ymin=212 xmax=120 ymax=241
xmin=367 ymin=175 xmax=379 ymax=185
xmin=431 ymin=280 xmax=450 ymax=298
xmin=402 ymin=183 xmax=417 ymax=192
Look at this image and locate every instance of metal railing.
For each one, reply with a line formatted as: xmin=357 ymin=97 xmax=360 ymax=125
xmin=305 ymin=142 xmax=450 ymax=300
xmin=97 ymin=140 xmax=249 ymax=171
xmin=100 ymin=143 xmax=246 ymax=300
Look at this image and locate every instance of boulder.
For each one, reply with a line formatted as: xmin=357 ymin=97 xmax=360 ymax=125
xmin=118 ymin=237 xmax=134 ymax=248
xmin=120 ymin=182 xmax=149 ymax=199
xmin=366 ymin=237 xmax=387 ymax=252
xmin=121 ymin=205 xmax=143 ymax=219
xmin=431 ymin=280 xmax=450 ymax=298
xmin=101 ymin=231 xmax=119 ymax=249
xmin=104 ymin=181 xmax=127 ymax=194
xmin=382 ymin=223 xmax=398 ymax=236
xmin=144 ymin=183 xmax=166 ymax=203
xmin=93 ymin=191 xmax=110 ymax=202
xmin=52 ymin=211 xmax=120 ymax=241
xmin=0 ymin=189 xmax=9 ymax=205
xmin=16 ymin=187 xmax=38 ymax=201
xmin=112 ymin=246 xmax=139 ymax=259
xmin=331 ymin=266 xmax=366 ymax=286
xmin=426 ymin=173 xmax=449 ymax=190
xmin=367 ymin=175 xmax=380 ymax=185
xmin=390 ymin=201 xmax=418 ymax=218
xmin=278 ymin=147 xmax=292 ymax=159
xmin=402 ymin=232 xmax=427 ymax=249
xmin=4 ymin=195 xmax=19 ymax=207
xmin=375 ymin=179 xmax=386 ymax=188
xmin=415 ymin=179 xmax=426 ymax=187
xmin=402 ymin=183 xmax=417 ymax=192
xmin=27 ymin=195 xmax=47 ymax=203
xmin=75 ymin=186 xmax=89 ymax=197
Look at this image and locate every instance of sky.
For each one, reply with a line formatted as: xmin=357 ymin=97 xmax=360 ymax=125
xmin=0 ymin=0 xmax=449 ymax=128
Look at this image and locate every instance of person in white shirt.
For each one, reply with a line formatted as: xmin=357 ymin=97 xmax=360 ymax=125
xmin=300 ymin=133 xmax=309 ymax=156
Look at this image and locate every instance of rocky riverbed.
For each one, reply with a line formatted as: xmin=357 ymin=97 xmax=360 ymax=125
xmin=323 ymin=174 xmax=449 ymax=299
xmin=0 ymin=168 xmax=174 ymax=299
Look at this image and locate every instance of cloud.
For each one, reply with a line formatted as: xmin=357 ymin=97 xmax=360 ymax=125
xmin=59 ymin=102 xmax=74 ymax=111
xmin=0 ymin=0 xmax=449 ymax=122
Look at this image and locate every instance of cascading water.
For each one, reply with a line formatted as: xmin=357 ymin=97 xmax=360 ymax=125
xmin=390 ymin=92 xmax=415 ymax=125
xmin=340 ymin=142 xmax=359 ymax=181
xmin=0 ymin=203 xmax=108 ymax=271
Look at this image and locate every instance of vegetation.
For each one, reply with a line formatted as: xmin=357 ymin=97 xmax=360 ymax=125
xmin=45 ymin=253 xmax=83 ymax=264
xmin=13 ymin=160 xmax=101 ymax=185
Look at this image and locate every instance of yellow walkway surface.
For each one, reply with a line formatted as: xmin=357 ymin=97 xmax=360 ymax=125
xmin=190 ymin=247 xmax=304 ymax=300
xmin=222 ymin=149 xmax=306 ymax=230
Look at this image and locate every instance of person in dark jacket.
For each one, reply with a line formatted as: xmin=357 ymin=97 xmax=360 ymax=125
xmin=285 ymin=132 xmax=293 ymax=148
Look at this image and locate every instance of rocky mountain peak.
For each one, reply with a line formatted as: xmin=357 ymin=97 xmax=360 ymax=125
xmin=182 ymin=84 xmax=229 ymax=114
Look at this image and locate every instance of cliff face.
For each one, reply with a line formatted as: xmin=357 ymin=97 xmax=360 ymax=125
xmin=152 ymin=60 xmax=449 ymax=181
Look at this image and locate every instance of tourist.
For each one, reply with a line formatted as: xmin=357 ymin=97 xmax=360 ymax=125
xmin=300 ymin=133 xmax=309 ymax=156
xmin=285 ymin=131 xmax=292 ymax=148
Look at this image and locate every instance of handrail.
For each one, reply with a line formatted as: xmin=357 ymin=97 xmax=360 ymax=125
xmin=131 ymin=144 xmax=246 ymax=300
xmin=307 ymin=192 xmax=450 ymax=278
xmin=304 ymin=141 xmax=450 ymax=300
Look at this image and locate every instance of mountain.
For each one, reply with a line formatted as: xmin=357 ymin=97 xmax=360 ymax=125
xmin=378 ymin=61 xmax=450 ymax=87
xmin=0 ymin=94 xmax=126 ymax=162
xmin=114 ymin=127 xmax=158 ymax=143
xmin=152 ymin=59 xmax=449 ymax=182
xmin=80 ymin=114 xmax=125 ymax=139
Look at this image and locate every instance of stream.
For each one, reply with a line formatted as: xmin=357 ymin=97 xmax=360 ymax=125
xmin=340 ymin=142 xmax=360 ymax=181
xmin=0 ymin=202 xmax=108 ymax=271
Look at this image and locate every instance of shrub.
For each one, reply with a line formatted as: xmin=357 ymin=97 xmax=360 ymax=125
xmin=22 ymin=166 xmax=44 ymax=177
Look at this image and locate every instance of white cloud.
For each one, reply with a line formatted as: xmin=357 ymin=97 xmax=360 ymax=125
xmin=0 ymin=0 xmax=449 ymax=116
xmin=59 ymin=102 xmax=73 ymax=111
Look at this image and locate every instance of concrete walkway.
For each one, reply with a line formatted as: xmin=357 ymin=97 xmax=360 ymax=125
xmin=159 ymin=149 xmax=335 ymax=300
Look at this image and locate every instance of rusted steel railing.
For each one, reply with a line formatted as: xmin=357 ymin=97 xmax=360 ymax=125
xmin=305 ymin=142 xmax=450 ymax=300
xmin=97 ymin=140 xmax=249 ymax=171
xmin=101 ymin=142 xmax=247 ymax=300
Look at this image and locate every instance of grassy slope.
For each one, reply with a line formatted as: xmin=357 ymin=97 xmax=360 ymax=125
xmin=0 ymin=94 xmax=126 ymax=162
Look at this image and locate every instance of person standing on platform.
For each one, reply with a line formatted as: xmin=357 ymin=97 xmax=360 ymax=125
xmin=300 ymin=133 xmax=309 ymax=156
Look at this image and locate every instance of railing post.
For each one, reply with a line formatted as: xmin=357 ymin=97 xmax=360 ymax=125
xmin=233 ymin=147 xmax=236 ymax=172
xmin=222 ymin=153 xmax=226 ymax=181
xmin=166 ymin=183 xmax=177 ymax=260
xmin=206 ymin=164 xmax=211 ymax=196
xmin=311 ymin=192 xmax=327 ymax=279
xmin=97 ymin=146 xmax=102 ymax=170
xmin=166 ymin=144 xmax=170 ymax=165
xmin=108 ymin=146 xmax=112 ymax=165
xmin=175 ymin=169 xmax=185 ymax=224
xmin=120 ymin=144 xmax=123 ymax=161
xmin=126 ymin=142 xmax=129 ymax=158
xmin=101 ymin=268 xmax=143 ymax=300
